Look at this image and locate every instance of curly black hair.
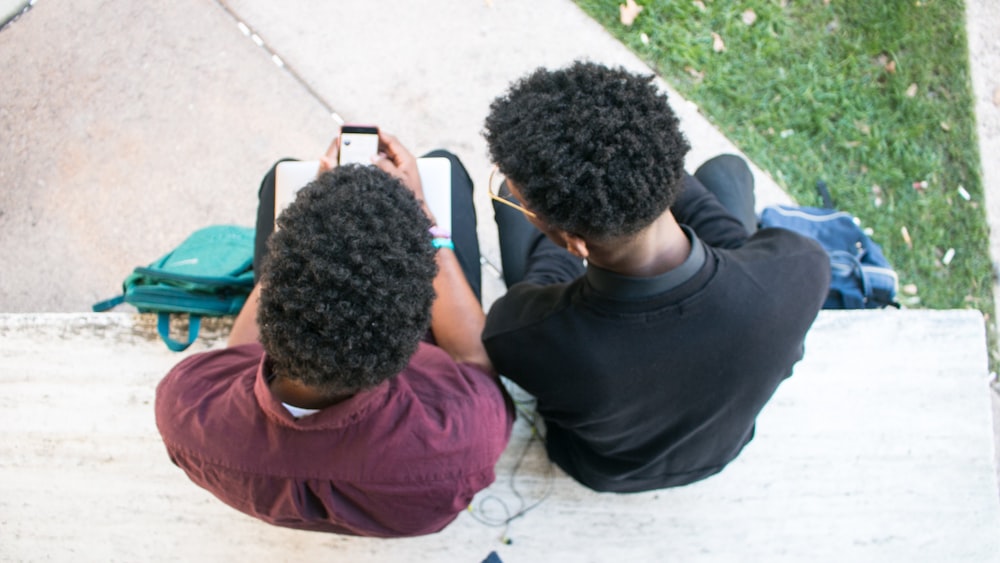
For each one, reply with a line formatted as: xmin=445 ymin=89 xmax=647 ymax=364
xmin=257 ymin=164 xmax=437 ymax=396
xmin=483 ymin=61 xmax=691 ymax=239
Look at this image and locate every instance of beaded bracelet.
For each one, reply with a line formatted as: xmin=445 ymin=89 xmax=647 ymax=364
xmin=429 ymin=226 xmax=454 ymax=250
xmin=429 ymin=225 xmax=451 ymax=239
xmin=431 ymin=237 xmax=455 ymax=250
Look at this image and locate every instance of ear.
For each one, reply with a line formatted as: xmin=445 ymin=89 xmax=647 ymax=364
xmin=563 ymin=232 xmax=590 ymax=259
xmin=528 ymin=217 xmax=590 ymax=259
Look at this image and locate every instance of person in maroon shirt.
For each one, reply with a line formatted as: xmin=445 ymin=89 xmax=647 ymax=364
xmin=155 ymin=131 xmax=514 ymax=537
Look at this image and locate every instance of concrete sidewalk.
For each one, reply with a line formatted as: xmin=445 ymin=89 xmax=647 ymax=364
xmin=0 ymin=0 xmax=790 ymax=313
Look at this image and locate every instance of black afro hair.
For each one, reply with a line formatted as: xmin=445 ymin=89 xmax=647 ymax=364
xmin=484 ymin=61 xmax=690 ymax=239
xmin=258 ymin=164 xmax=437 ymax=395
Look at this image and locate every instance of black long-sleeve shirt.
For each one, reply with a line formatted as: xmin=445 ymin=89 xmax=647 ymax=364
xmin=483 ymin=175 xmax=830 ymax=492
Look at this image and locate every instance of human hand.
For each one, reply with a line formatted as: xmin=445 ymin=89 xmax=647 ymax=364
xmin=317 ymin=135 xmax=341 ymax=175
xmin=371 ymin=131 xmax=425 ymax=201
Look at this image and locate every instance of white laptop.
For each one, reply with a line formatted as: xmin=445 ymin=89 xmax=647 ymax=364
xmin=274 ymin=158 xmax=452 ymax=233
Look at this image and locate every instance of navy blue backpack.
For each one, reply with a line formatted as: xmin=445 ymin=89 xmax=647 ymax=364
xmin=759 ymin=204 xmax=899 ymax=309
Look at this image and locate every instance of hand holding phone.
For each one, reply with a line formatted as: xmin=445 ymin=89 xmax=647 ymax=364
xmin=369 ymin=131 xmax=425 ymax=203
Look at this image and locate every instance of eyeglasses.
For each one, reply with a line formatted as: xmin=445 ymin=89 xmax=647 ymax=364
xmin=488 ymin=166 xmax=537 ymax=219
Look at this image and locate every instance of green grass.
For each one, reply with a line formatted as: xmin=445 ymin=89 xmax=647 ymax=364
xmin=576 ymin=0 xmax=991 ymax=320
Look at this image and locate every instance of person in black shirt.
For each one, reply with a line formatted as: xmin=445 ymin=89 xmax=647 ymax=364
xmin=482 ymin=61 xmax=830 ymax=493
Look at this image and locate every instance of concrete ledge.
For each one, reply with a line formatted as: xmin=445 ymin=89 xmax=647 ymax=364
xmin=1 ymin=310 xmax=998 ymax=562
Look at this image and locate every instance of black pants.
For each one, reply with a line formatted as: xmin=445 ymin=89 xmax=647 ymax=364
xmin=493 ymin=154 xmax=756 ymax=287
xmin=253 ymin=149 xmax=482 ymax=301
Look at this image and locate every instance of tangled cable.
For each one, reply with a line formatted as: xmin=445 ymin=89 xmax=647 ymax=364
xmin=466 ymin=385 xmax=556 ymax=545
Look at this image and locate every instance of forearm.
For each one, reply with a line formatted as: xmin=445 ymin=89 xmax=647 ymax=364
xmin=227 ymin=284 xmax=261 ymax=347
xmin=367 ymin=131 xmax=491 ymax=370
xmin=430 ymin=248 xmax=495 ymax=374
xmin=673 ymin=174 xmax=748 ymax=249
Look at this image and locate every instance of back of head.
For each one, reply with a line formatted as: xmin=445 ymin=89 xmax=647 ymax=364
xmin=484 ymin=61 xmax=690 ymax=239
xmin=258 ymin=165 xmax=437 ymax=396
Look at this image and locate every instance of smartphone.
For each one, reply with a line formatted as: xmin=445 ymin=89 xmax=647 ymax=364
xmin=338 ymin=125 xmax=380 ymax=166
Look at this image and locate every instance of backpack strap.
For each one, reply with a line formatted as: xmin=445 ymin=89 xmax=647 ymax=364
xmin=92 ymin=295 xmax=125 ymax=312
xmin=157 ymin=313 xmax=202 ymax=352
xmin=816 ymin=180 xmax=835 ymax=209
xmin=828 ymin=250 xmax=872 ymax=309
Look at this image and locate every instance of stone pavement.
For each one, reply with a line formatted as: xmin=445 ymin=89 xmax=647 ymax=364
xmin=0 ymin=1 xmax=998 ymax=561
xmin=1 ymin=310 xmax=997 ymax=562
xmin=968 ymin=0 xmax=1000 ymax=362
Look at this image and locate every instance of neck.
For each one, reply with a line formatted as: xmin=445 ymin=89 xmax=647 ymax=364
xmin=269 ymin=373 xmax=354 ymax=410
xmin=585 ymin=210 xmax=690 ymax=277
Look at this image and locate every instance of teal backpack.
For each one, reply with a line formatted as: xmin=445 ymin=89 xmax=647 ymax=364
xmin=94 ymin=225 xmax=255 ymax=351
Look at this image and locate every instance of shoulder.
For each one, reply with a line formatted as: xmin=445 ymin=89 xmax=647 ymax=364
xmin=157 ymin=343 xmax=262 ymax=394
xmin=710 ymin=228 xmax=831 ymax=315
xmin=747 ymin=225 xmax=828 ymax=253
xmin=398 ymin=342 xmax=514 ymax=421
xmin=155 ymin=343 xmax=263 ymax=427
xmin=383 ymin=343 xmax=515 ymax=470
xmin=154 ymin=344 xmax=267 ymax=473
xmin=484 ymin=280 xmax=579 ymax=340
xmin=731 ymin=228 xmax=831 ymax=277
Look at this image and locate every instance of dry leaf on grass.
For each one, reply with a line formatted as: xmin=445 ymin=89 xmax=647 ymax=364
xmin=684 ymin=66 xmax=705 ymax=81
xmin=742 ymin=9 xmax=757 ymax=25
xmin=693 ymin=1 xmax=707 ymax=12
xmin=905 ymin=83 xmax=918 ymax=97
xmin=875 ymin=53 xmax=897 ymax=74
xmin=620 ymin=0 xmax=643 ymax=26
xmin=901 ymin=226 xmax=913 ymax=249
xmin=712 ymin=32 xmax=726 ymax=53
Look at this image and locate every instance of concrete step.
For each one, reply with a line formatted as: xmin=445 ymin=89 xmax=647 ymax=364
xmin=1 ymin=310 xmax=997 ymax=562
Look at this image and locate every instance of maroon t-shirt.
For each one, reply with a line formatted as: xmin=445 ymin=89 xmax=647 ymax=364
xmin=155 ymin=342 xmax=514 ymax=537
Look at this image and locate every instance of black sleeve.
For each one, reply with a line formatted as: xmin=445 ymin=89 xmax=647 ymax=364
xmin=494 ymin=196 xmax=585 ymax=288
xmin=671 ymin=174 xmax=749 ymax=250
xmin=521 ymin=234 xmax=587 ymax=286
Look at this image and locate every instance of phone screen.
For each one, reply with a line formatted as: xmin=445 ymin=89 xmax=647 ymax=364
xmin=338 ymin=125 xmax=379 ymax=166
